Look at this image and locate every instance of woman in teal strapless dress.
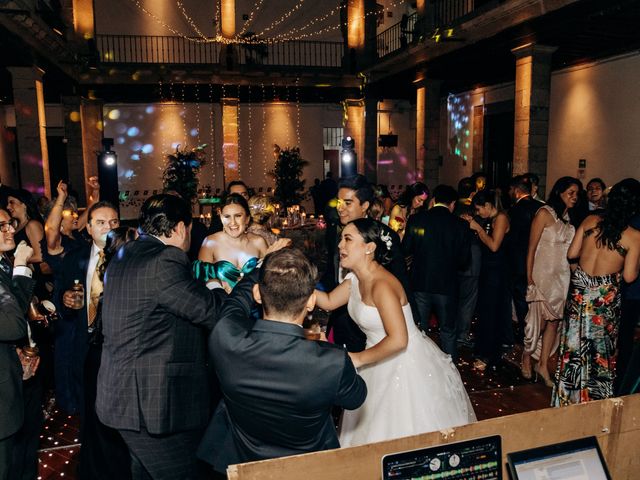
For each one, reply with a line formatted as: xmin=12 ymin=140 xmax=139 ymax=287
xmin=194 ymin=194 xmax=288 ymax=291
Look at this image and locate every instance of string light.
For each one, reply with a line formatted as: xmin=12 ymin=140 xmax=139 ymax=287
xmin=194 ymin=80 xmax=201 ymax=145
xmin=181 ymin=80 xmax=187 ymax=148
xmin=159 ymin=79 xmax=166 ymax=157
xmin=239 ymin=0 xmax=266 ymax=37
xmin=208 ymin=82 xmax=216 ymax=190
xmin=247 ymin=84 xmax=253 ymax=180
xmin=295 ymin=77 xmax=301 ymax=147
xmin=256 ymin=0 xmax=306 ymax=37
xmin=285 ymin=84 xmax=291 ymax=148
xmin=221 ymin=83 xmax=226 ymax=176
xmin=261 ymin=83 xmax=268 ymax=181
xmin=177 ymin=0 xmax=207 ymax=39
xmin=236 ymin=84 xmax=242 ymax=179
xmin=127 ymin=0 xmax=405 ymax=44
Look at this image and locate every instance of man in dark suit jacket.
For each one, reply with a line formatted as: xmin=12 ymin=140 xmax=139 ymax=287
xmin=97 ymin=194 xmax=226 ymax=480
xmin=198 ymin=248 xmax=366 ymax=474
xmin=403 ymin=185 xmax=471 ymax=363
xmin=506 ymin=176 xmax=544 ymax=342
xmin=0 ymin=211 xmax=34 ymax=480
xmin=321 ymin=175 xmax=409 ymax=352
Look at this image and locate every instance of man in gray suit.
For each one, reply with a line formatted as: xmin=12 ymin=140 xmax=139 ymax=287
xmin=96 ymin=194 xmax=226 ymax=480
xmin=0 ymin=210 xmax=34 ymax=480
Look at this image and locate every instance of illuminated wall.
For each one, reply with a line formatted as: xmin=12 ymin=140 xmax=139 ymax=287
xmin=547 ymin=52 xmax=640 ymax=186
xmin=347 ymin=0 xmax=365 ymax=50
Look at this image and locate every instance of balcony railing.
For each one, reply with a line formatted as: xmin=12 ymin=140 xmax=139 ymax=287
xmin=377 ymin=0 xmax=489 ymax=59
xmin=95 ymin=35 xmax=344 ymax=69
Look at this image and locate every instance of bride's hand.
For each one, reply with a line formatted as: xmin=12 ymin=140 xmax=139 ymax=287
xmin=348 ymin=351 xmax=363 ymax=369
xmin=265 ymin=238 xmax=292 ymax=255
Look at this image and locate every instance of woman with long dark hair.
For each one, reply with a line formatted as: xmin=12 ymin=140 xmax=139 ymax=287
xmin=389 ymin=182 xmax=429 ymax=239
xmin=315 ymin=218 xmax=475 ymax=446
xmin=552 ymin=178 xmax=640 ymax=406
xmin=465 ymin=190 xmax=511 ymax=371
xmin=521 ymin=177 xmax=579 ymax=386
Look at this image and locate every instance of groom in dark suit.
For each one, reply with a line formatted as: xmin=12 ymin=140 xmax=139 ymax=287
xmin=198 ymin=248 xmax=366 ymax=474
xmin=96 ymin=194 xmax=226 ymax=480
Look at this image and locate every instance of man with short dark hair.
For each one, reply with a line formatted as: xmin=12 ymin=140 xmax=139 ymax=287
xmin=97 ymin=194 xmax=226 ymax=480
xmin=403 ymin=185 xmax=471 ymax=362
xmin=227 ymin=180 xmax=250 ymax=200
xmin=198 ymin=248 xmax=366 ymax=473
xmin=321 ymin=174 xmax=408 ymax=351
xmin=506 ymin=175 xmax=544 ymax=342
xmin=587 ymin=177 xmax=606 ymax=212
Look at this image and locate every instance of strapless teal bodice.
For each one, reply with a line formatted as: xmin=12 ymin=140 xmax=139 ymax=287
xmin=193 ymin=257 xmax=259 ymax=288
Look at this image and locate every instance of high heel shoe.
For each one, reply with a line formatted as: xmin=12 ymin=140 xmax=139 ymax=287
xmin=534 ymin=365 xmax=554 ymax=388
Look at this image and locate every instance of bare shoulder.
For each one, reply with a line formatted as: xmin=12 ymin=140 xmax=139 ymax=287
xmin=581 ymin=214 xmax=601 ymax=229
xmin=371 ymin=271 xmax=405 ymax=305
xmin=247 ymin=232 xmax=268 ymax=249
xmin=26 ymin=219 xmax=44 ymax=234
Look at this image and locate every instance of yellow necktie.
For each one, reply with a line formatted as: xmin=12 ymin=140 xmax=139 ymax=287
xmin=88 ymin=251 xmax=105 ymax=327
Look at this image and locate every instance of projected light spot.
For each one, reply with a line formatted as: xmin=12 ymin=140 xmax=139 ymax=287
xmin=115 ymin=124 xmax=127 ymax=135
xmin=141 ymin=144 xmax=154 ymax=154
xmin=69 ymin=111 xmax=80 ymax=122
xmin=108 ymin=109 xmax=121 ymax=120
xmin=130 ymin=154 xmax=140 ymax=161
xmin=145 ymin=106 xmax=155 ymax=114
xmin=130 ymin=141 xmax=143 ymax=151
xmin=171 ymin=142 xmax=181 ymax=149
xmin=127 ymin=127 xmax=140 ymax=137
xmin=190 ymin=128 xmax=199 ymax=137
xmin=124 ymin=170 xmax=135 ymax=178
xmin=116 ymin=137 xmax=125 ymax=145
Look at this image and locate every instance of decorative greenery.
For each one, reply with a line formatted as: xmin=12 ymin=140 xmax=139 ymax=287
xmin=162 ymin=145 xmax=207 ymax=201
xmin=270 ymin=146 xmax=308 ymax=207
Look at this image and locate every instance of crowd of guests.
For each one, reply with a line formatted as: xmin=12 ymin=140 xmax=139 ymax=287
xmin=0 ymin=170 xmax=639 ymax=480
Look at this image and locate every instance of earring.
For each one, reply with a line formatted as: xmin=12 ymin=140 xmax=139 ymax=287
xmin=365 ymin=251 xmax=371 ymax=255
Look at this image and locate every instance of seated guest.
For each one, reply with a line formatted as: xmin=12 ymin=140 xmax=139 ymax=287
xmin=198 ymin=248 xmax=367 ymax=474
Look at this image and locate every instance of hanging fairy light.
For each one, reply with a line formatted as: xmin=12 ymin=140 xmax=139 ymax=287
xmin=246 ymin=84 xmax=253 ymax=180
xmin=194 ymin=80 xmax=201 ymax=145
xmin=177 ymin=0 xmax=207 ymax=39
xmin=295 ymin=77 xmax=301 ymax=147
xmin=261 ymin=83 xmax=268 ymax=181
xmin=208 ymin=82 xmax=216 ymax=189
xmin=181 ymin=80 xmax=188 ymax=148
xmin=256 ymin=0 xmax=306 ymax=37
xmin=239 ymin=0 xmax=266 ymax=37
xmin=159 ymin=79 xmax=166 ymax=157
xmin=236 ymin=84 xmax=242 ymax=179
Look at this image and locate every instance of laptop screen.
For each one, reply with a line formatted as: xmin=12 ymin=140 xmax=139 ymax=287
xmin=507 ymin=436 xmax=611 ymax=480
xmin=381 ymin=435 xmax=502 ymax=480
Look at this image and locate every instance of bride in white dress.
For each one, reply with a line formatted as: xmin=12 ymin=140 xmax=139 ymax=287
xmin=315 ymin=218 xmax=476 ymax=447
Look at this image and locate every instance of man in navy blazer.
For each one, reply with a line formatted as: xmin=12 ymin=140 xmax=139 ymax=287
xmin=198 ymin=248 xmax=366 ymax=474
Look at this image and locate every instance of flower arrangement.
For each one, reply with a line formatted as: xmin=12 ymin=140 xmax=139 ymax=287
xmin=162 ymin=145 xmax=207 ymax=202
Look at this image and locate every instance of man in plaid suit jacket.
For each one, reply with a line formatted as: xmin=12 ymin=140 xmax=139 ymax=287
xmin=96 ymin=194 xmax=226 ymax=480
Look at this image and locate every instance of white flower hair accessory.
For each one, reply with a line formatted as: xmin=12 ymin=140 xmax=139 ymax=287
xmin=379 ymin=231 xmax=393 ymax=251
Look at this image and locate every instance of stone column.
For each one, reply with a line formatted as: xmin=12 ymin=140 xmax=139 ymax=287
xmin=343 ymin=100 xmax=364 ymax=176
xmin=415 ymin=77 xmax=442 ymax=189
xmin=363 ymin=98 xmax=378 ymax=183
xmin=62 ymin=96 xmax=87 ymax=204
xmin=512 ymin=43 xmax=556 ymax=195
xmin=8 ymin=66 xmax=51 ymax=197
xmin=222 ymin=98 xmax=239 ymax=184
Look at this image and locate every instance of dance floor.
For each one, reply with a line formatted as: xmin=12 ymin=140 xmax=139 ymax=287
xmin=36 ymin=342 xmax=553 ymax=479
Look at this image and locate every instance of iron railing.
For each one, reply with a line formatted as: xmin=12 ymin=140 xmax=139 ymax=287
xmin=376 ymin=0 xmax=485 ymax=59
xmin=95 ymin=34 xmax=343 ymax=69
xmin=377 ymin=12 xmax=418 ymax=58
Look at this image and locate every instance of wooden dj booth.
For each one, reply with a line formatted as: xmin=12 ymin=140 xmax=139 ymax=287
xmin=227 ymin=394 xmax=640 ymax=479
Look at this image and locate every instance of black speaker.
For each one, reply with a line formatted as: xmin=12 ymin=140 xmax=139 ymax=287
xmin=378 ymin=134 xmax=398 ymax=147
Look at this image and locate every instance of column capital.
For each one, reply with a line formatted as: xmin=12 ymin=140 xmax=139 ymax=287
xmin=511 ymin=43 xmax=558 ymax=59
xmin=7 ymin=65 xmax=45 ymax=82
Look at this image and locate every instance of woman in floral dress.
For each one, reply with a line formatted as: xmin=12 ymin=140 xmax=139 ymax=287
xmin=552 ymin=179 xmax=640 ymax=406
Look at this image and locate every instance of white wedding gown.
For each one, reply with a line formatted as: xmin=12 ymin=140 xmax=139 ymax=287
xmin=339 ymin=273 xmax=476 ymax=447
